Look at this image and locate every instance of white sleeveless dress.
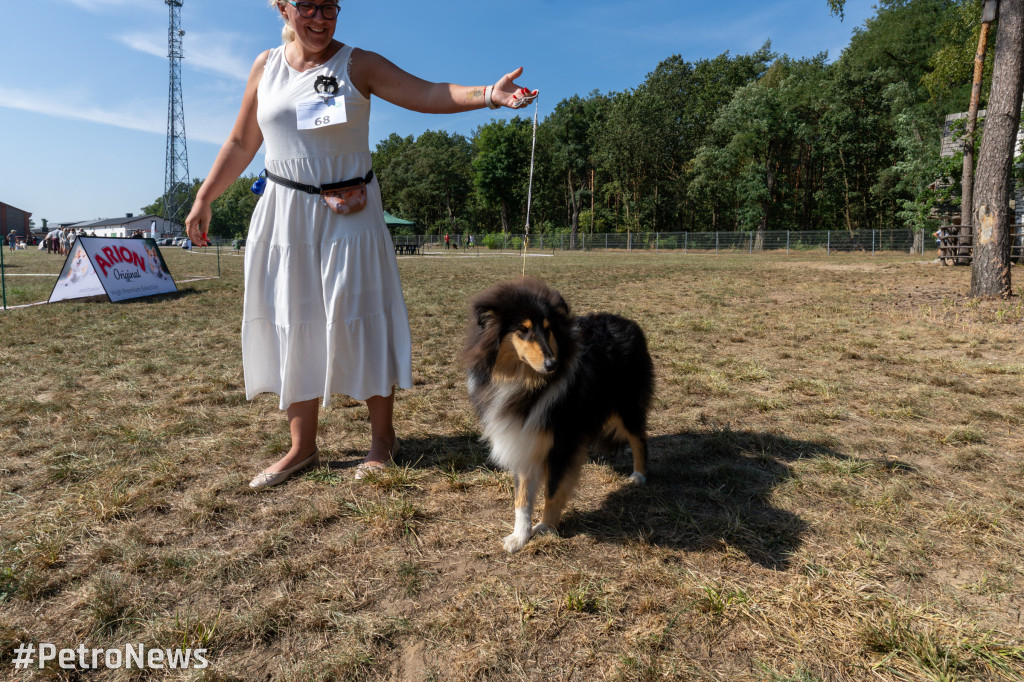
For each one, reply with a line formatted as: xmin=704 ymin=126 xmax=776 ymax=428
xmin=243 ymin=43 xmax=413 ymax=409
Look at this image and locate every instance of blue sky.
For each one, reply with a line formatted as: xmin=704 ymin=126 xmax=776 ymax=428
xmin=1 ymin=0 xmax=876 ymax=225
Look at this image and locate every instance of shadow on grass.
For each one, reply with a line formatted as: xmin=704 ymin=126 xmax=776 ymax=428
xmin=120 ymin=288 xmax=205 ymax=304
xmin=393 ymin=430 xmax=835 ymax=569
xmin=568 ymin=429 xmax=915 ymax=570
xmin=324 ymin=429 xmax=914 ymax=570
xmin=319 ymin=434 xmax=490 ymax=473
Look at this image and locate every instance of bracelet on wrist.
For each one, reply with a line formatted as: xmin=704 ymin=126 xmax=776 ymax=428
xmin=485 ymin=84 xmax=500 ymax=110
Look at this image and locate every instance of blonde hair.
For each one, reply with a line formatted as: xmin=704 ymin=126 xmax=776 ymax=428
xmin=267 ymin=0 xmax=296 ymax=43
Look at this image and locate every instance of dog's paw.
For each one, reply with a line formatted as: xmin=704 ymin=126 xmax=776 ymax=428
xmin=628 ymin=471 xmax=647 ymax=484
xmin=503 ymin=532 xmax=531 ymax=553
xmin=531 ymin=522 xmax=555 ymax=536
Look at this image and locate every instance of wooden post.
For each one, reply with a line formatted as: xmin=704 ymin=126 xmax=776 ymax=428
xmin=961 ymin=0 xmax=997 ymax=249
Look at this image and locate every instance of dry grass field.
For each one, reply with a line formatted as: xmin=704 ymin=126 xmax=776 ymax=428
xmin=1 ymin=246 xmax=1022 ymax=681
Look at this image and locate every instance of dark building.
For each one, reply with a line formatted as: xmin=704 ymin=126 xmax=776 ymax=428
xmin=0 ymin=201 xmax=32 ymax=240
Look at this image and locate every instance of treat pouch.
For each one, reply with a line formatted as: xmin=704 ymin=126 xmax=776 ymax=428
xmin=321 ymin=184 xmax=368 ymax=215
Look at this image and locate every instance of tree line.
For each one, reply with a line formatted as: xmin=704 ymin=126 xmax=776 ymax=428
xmin=149 ymin=0 xmax=1006 ymax=245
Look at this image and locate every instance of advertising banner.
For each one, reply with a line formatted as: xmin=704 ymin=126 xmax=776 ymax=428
xmin=49 ymin=237 xmax=177 ymax=303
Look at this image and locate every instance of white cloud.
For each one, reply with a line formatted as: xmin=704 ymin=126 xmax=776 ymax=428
xmin=0 ymin=85 xmax=232 ymax=145
xmin=118 ymin=32 xmax=165 ymax=60
xmin=62 ymin=0 xmax=154 ymax=12
xmin=0 ymin=85 xmax=163 ymax=136
xmin=119 ymin=30 xmax=252 ymax=82
xmin=185 ymin=32 xmax=254 ymax=81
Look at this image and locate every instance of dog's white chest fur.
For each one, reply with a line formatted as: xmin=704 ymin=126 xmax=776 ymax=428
xmin=470 ymin=379 xmax=558 ymax=477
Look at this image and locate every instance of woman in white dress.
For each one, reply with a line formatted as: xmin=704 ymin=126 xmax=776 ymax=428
xmin=185 ymin=0 xmax=536 ymax=488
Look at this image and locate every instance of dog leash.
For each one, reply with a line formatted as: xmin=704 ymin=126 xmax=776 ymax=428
xmin=523 ymin=97 xmax=538 ymax=277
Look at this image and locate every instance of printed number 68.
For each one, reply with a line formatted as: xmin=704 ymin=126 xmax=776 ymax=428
xmin=315 ymin=116 xmax=330 ymax=126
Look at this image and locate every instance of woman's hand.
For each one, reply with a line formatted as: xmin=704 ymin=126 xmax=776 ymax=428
xmin=185 ymin=201 xmax=212 ymax=246
xmin=491 ymin=67 xmax=538 ymax=109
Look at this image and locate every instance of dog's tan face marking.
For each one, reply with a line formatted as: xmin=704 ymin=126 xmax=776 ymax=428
xmin=493 ymin=335 xmax=545 ymax=388
xmin=490 ymin=315 xmax=560 ymax=382
xmin=509 ymin=318 xmax=558 ymax=374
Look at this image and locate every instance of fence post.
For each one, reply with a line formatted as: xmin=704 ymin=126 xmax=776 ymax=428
xmin=716 ymin=231 xmax=719 ymax=255
xmin=827 ymin=230 xmax=831 ymax=256
xmin=872 ymin=229 xmax=875 ymax=256
xmin=1 ymin=240 xmax=6 ymax=310
xmin=787 ymin=230 xmax=790 ymax=256
xmin=606 ymin=234 xmax=608 ymax=250
xmin=656 ymin=232 xmax=659 ymax=252
xmin=684 ymin=232 xmax=688 ymax=254
xmin=749 ymin=233 xmax=753 ymax=254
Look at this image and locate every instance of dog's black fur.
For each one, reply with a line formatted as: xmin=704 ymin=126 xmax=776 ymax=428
xmin=461 ymin=277 xmax=654 ymax=552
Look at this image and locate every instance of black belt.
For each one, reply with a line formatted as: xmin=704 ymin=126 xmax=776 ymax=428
xmin=264 ymin=168 xmax=373 ymax=194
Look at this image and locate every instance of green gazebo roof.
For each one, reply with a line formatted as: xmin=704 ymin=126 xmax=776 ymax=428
xmin=382 ymin=211 xmax=416 ymax=227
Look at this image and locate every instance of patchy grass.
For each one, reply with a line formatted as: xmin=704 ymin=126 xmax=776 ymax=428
xmin=1 ymin=250 xmax=1023 ymax=680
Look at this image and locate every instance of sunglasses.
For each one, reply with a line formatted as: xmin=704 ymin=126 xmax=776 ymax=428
xmin=284 ymin=1 xmax=340 ymax=20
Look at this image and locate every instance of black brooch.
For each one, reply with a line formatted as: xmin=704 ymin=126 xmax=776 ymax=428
xmin=314 ymin=75 xmax=339 ymax=98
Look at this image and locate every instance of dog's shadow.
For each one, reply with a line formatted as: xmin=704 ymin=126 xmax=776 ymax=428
xmin=389 ymin=430 xmax=913 ymax=570
xmin=566 ymin=429 xmax=913 ymax=570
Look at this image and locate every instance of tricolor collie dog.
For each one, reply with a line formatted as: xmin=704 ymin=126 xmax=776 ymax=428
xmin=461 ymin=278 xmax=654 ymax=553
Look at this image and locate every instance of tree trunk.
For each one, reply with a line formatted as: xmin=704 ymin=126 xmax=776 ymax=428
xmin=500 ymin=199 xmax=510 ymax=234
xmin=971 ymin=0 xmax=1024 ymax=298
xmin=589 ymin=169 xmax=595 ymax=236
xmin=757 ymin=159 xmax=773 ymax=248
xmin=567 ymin=173 xmax=580 ymax=239
xmin=445 ymin=191 xmax=457 ymax=232
xmin=960 ymin=19 xmax=992 ymax=238
xmin=838 ymin=149 xmax=854 ymax=234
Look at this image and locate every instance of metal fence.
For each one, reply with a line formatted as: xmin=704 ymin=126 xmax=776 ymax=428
xmin=935 ymin=224 xmax=1024 ymax=263
xmin=399 ymin=229 xmax=930 ymax=255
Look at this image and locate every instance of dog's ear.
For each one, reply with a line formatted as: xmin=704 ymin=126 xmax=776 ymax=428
xmin=552 ymin=292 xmax=570 ymax=320
xmin=476 ymin=308 xmax=498 ymax=329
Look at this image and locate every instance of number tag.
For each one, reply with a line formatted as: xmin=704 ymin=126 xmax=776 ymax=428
xmin=296 ymin=96 xmax=347 ymax=130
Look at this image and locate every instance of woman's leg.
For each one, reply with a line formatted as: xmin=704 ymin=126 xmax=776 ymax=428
xmin=363 ymin=392 xmax=397 ymax=465
xmin=263 ymin=397 xmax=319 ymax=473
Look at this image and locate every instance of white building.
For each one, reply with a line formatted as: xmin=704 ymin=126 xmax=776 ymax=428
xmin=69 ymin=214 xmax=182 ymax=238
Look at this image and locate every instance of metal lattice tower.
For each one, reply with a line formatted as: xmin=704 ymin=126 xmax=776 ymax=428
xmin=163 ymin=0 xmax=189 ymax=233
